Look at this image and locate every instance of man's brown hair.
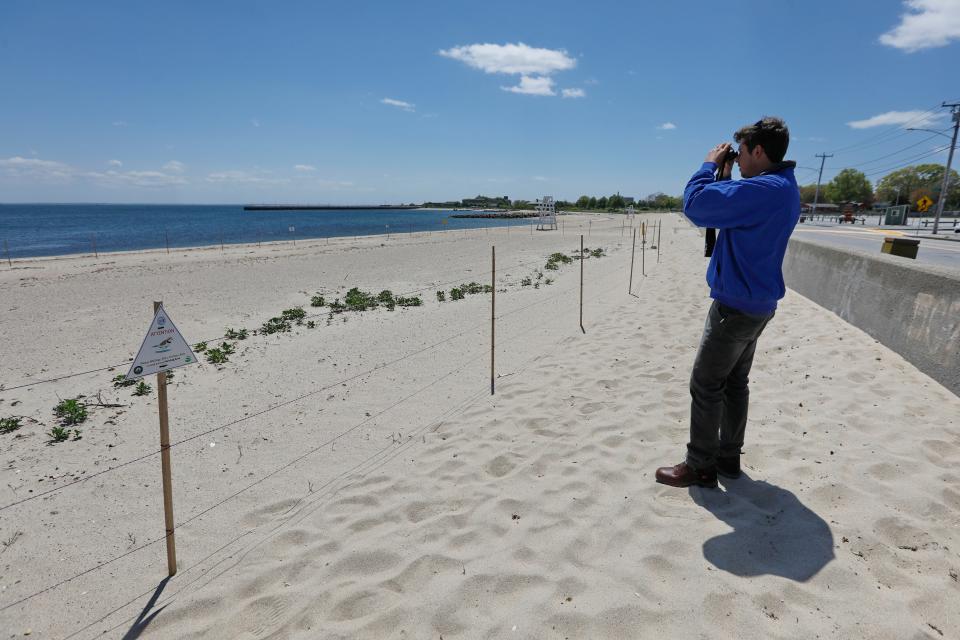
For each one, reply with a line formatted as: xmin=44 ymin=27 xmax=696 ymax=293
xmin=734 ymin=117 xmax=789 ymax=163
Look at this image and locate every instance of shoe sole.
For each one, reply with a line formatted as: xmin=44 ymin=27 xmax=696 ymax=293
xmin=655 ymin=477 xmax=719 ymax=489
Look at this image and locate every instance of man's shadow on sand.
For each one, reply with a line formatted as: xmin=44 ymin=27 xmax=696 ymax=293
xmin=689 ymin=472 xmax=834 ymax=582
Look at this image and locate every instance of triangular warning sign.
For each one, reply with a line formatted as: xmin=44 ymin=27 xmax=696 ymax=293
xmin=127 ymin=305 xmax=198 ymax=379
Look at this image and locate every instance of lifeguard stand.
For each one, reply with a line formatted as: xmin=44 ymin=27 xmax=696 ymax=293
xmin=536 ymin=196 xmax=557 ymax=231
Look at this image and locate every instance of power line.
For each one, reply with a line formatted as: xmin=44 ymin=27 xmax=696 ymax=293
xmin=862 ymin=144 xmax=951 ymax=178
xmin=826 ymin=104 xmax=944 ymax=155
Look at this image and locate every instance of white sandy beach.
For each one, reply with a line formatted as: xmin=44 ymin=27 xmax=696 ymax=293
xmin=1 ymin=212 xmax=959 ymax=639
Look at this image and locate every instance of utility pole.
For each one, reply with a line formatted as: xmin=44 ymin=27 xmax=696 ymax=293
xmin=932 ymin=102 xmax=960 ymax=235
xmin=812 ymin=153 xmax=833 ymax=219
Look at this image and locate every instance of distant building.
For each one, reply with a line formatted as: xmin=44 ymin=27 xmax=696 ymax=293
xmin=623 ymin=196 xmax=635 ymax=205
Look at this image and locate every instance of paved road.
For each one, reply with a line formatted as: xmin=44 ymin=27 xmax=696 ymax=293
xmin=793 ymin=221 xmax=960 ymax=272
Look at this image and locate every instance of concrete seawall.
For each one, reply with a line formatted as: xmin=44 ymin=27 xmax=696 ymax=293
xmin=783 ymin=235 xmax=960 ymax=396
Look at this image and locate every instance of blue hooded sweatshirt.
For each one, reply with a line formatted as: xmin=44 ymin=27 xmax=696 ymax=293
xmin=683 ymin=161 xmax=801 ymax=315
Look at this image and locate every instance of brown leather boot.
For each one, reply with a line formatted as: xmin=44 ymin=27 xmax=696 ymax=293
xmin=655 ymin=462 xmax=718 ymax=488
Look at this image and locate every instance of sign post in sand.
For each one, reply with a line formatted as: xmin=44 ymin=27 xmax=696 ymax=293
xmin=491 ymin=246 xmax=496 ymax=395
xmin=628 ymin=228 xmax=637 ymax=295
xmin=127 ymin=302 xmax=199 ymax=576
xmin=580 ymin=235 xmax=585 ymax=334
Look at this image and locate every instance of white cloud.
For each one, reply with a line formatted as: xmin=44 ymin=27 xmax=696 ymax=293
xmin=561 ymin=88 xmax=585 ymax=98
xmin=294 ymin=164 xmax=317 ymax=171
xmin=879 ymin=0 xmax=960 ymax=52
xmin=112 ymin=120 xmax=128 ymax=127
xmin=1 ymin=155 xmax=189 ymax=188
xmin=658 ymin=122 xmax=677 ymax=130
xmin=205 ymin=170 xmax=290 ymax=186
xmin=846 ymin=109 xmax=943 ymax=128
xmin=439 ymin=42 xmax=575 ymax=75
xmin=381 ymin=98 xmax=415 ymax=112
xmin=533 ymin=175 xmax=550 ymax=181
xmin=501 ymin=75 xmax=555 ymax=96
xmin=0 ymin=156 xmax=73 ymax=181
xmin=87 ymin=170 xmax=187 ymax=188
xmin=163 ymin=160 xmax=185 ymax=173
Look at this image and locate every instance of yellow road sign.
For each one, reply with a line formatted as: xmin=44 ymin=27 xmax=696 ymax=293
xmin=917 ymin=196 xmax=933 ymax=212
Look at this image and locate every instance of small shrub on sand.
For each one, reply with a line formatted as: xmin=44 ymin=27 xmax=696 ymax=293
xmin=112 ymin=374 xmax=136 ymax=389
xmin=0 ymin=417 xmax=22 ymax=434
xmin=206 ymin=348 xmax=229 ymax=365
xmin=132 ymin=381 xmax=152 ymax=396
xmin=224 ymin=327 xmax=248 ymax=340
xmin=310 ymin=294 xmax=326 ymax=307
xmin=54 ymin=398 xmax=87 ymax=426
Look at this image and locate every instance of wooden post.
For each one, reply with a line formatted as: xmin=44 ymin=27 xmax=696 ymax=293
xmin=165 ymin=230 xmax=170 ymax=254
xmin=629 ymin=228 xmax=636 ymax=294
xmin=153 ymin=301 xmax=177 ymax=576
xmin=579 ymin=235 xmax=585 ymax=334
xmin=4 ymin=239 xmax=11 ymax=267
xmin=491 ymin=246 xmax=495 ymax=395
xmin=220 ymin=231 xmax=224 ymax=252
xmin=92 ymin=234 xmax=98 ymax=258
xmin=657 ymin=220 xmax=662 ymax=264
xmin=642 ymin=222 xmax=646 ymax=277
xmin=589 ymin=220 xmax=592 ymax=237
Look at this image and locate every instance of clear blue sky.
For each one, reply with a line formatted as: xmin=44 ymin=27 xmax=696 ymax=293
xmin=0 ymin=0 xmax=956 ymax=204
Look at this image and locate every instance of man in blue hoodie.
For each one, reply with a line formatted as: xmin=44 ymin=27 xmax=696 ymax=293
xmin=656 ymin=117 xmax=801 ymax=488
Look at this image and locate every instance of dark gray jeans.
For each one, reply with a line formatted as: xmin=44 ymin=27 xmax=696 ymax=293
xmin=686 ymin=300 xmax=774 ymax=470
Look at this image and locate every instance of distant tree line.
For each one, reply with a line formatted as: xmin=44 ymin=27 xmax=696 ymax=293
xmin=572 ymin=192 xmax=681 ymax=211
xmin=800 ymin=163 xmax=959 ymax=209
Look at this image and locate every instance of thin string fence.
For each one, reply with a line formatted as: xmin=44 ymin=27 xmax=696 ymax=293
xmin=63 ymin=241 xmax=660 ymax=639
xmin=1 ymin=233 xmax=661 ymax=632
xmin=1 ymin=218 xmax=633 ymax=393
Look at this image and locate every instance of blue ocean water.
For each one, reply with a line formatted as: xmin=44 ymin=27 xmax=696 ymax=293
xmin=0 ymin=204 xmax=534 ymax=259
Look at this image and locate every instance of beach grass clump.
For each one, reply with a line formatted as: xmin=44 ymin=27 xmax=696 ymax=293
xmin=205 ymin=347 xmax=229 ymax=364
xmin=590 ymin=247 xmax=605 ymax=258
xmin=260 ymin=316 xmax=292 ymax=334
xmin=54 ymin=398 xmax=87 ymax=426
xmin=395 ymin=295 xmax=422 ymax=307
xmin=48 ymin=426 xmax=71 ymax=442
xmin=281 ymin=307 xmax=306 ymax=324
xmin=545 ymin=252 xmax=573 ymax=270
xmin=220 ymin=342 xmax=235 ymax=356
xmin=306 ymin=320 xmax=316 ymax=329
xmin=112 ymin=374 xmax=136 ymax=389
xmin=521 ymin=277 xmax=532 ymax=287
xmin=310 ymin=294 xmax=326 ymax=307
xmin=436 ymin=290 xmax=446 ymax=302
xmin=445 ymin=281 xmax=492 ymax=301
xmin=343 ymin=287 xmax=379 ymax=311
xmin=132 ymin=381 xmax=152 ymax=396
xmin=194 ymin=341 xmax=208 ymax=352
xmin=224 ymin=327 xmax=248 ymax=340
xmin=0 ymin=417 xmax=22 ymax=434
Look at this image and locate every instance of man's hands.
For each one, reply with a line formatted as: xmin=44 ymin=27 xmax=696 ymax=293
xmin=705 ymin=143 xmax=734 ymax=179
